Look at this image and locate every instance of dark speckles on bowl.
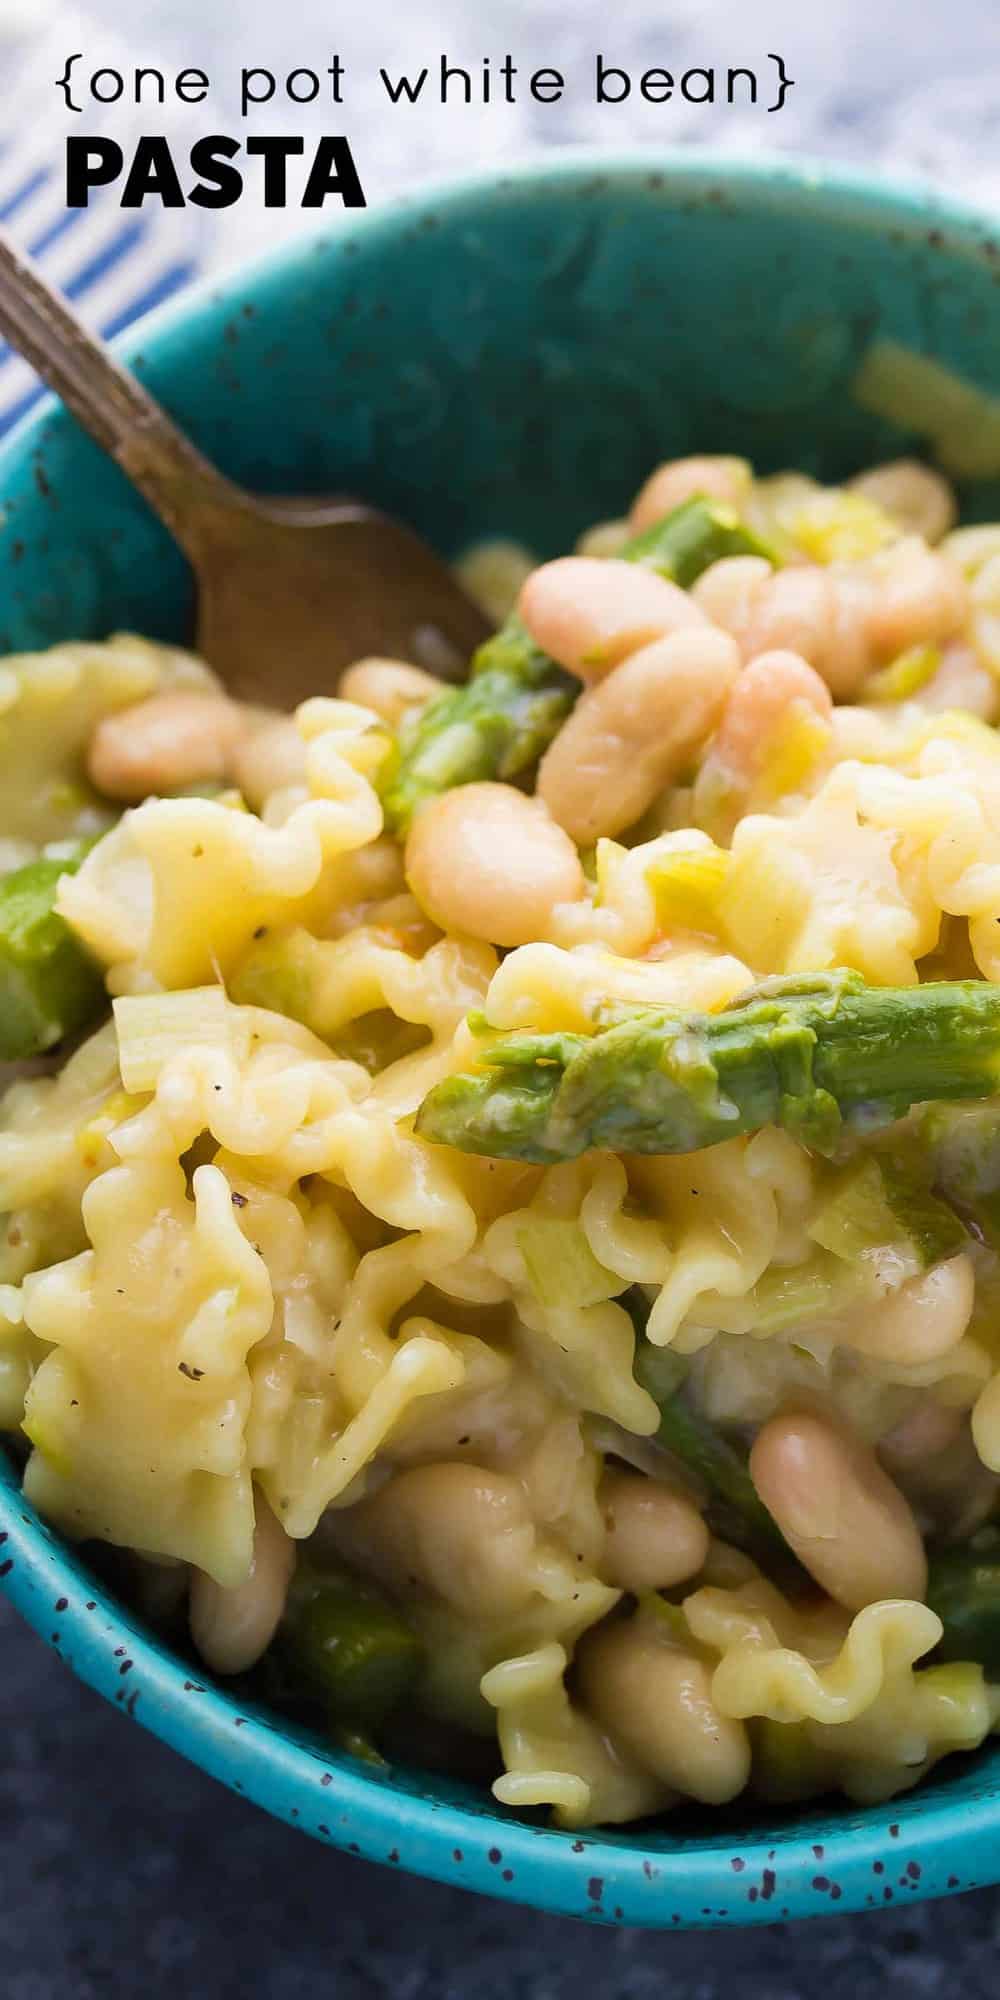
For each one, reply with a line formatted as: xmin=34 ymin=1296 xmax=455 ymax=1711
xmin=6 ymin=153 xmax=1000 ymax=1925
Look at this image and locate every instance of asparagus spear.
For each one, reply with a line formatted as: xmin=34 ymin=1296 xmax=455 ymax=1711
xmin=277 ymin=1563 xmax=422 ymax=1727
xmin=416 ymin=971 xmax=1000 ymax=1164
xmin=381 ymin=498 xmax=775 ymax=833
xmin=0 ymin=842 xmax=106 ymax=1060
xmin=630 ymin=1307 xmax=794 ymax=1570
xmin=927 ymin=1531 xmax=1000 ymax=1671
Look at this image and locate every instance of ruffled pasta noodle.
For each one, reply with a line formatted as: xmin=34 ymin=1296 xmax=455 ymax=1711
xmin=5 ymin=461 xmax=1000 ymax=1829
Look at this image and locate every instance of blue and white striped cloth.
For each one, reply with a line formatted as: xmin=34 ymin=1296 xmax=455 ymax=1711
xmin=0 ymin=4 xmax=197 ymax=437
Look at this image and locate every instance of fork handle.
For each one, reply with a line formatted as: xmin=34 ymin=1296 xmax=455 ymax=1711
xmin=0 ymin=226 xmax=244 ymax=554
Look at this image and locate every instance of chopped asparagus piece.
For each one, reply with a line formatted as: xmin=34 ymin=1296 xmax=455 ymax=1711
xmin=0 ymin=843 xmax=105 ymax=1060
xmin=381 ymin=498 xmax=775 ymax=833
xmin=927 ymin=1531 xmax=1000 ymax=1671
xmin=631 ymin=1308 xmax=794 ymax=1569
xmin=416 ymin=972 xmax=1000 ymax=1164
xmin=378 ymin=622 xmax=576 ymax=832
xmin=278 ymin=1564 xmax=422 ymax=1727
xmin=623 ymin=495 xmax=776 ymax=588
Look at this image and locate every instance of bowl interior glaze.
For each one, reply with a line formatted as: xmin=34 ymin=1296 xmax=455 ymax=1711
xmin=4 ymin=152 xmax=1000 ymax=1927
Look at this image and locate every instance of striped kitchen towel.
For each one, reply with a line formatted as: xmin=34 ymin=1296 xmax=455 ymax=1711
xmin=0 ymin=1 xmax=198 ymax=436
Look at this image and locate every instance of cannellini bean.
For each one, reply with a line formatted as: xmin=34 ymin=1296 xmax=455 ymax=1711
xmin=231 ymin=715 xmax=307 ymax=808
xmin=577 ymin=1616 xmax=751 ymax=1804
xmin=188 ymin=1495 xmax=296 ymax=1676
xmin=879 ymin=1398 xmax=964 ymax=1468
xmin=915 ymin=642 xmax=999 ymax=722
xmin=405 ymin=781 xmax=585 ymax=946
xmin=691 ymin=555 xmax=774 ymax=631
xmin=849 ymin=459 xmax=957 ymax=545
xmin=575 ymin=518 xmax=631 ymax=559
xmin=738 ymin=565 xmax=874 ymax=698
xmin=865 ymin=536 xmax=968 ymax=661
xmin=749 ymin=1411 xmax=927 ymax=1610
xmin=844 ymin=1254 xmax=975 ymax=1367
xmin=879 ymin=1404 xmax=997 ymax=1541
xmin=630 ymin=456 xmax=751 ymax=533
xmin=518 ymin=557 xmax=707 ymax=683
xmin=87 ymin=689 xmax=251 ymax=802
xmin=537 ymin=627 xmax=740 ymax=844
xmin=339 ymin=657 xmax=447 ymax=728
xmin=697 ymin=650 xmax=832 ymax=810
xmin=599 ymin=1468 xmax=709 ymax=1594
xmin=456 ymin=538 xmax=537 ymax=625
xmin=326 ymin=1463 xmax=537 ymax=1619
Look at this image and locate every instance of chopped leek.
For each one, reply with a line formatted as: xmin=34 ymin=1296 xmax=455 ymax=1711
xmin=864 ymin=645 xmax=940 ymax=704
xmin=919 ymin=1102 xmax=1000 ymax=1253
xmin=808 ymin=1152 xmax=967 ymax=1278
xmin=229 ymin=928 xmax=316 ymax=1025
xmin=754 ymin=706 xmax=832 ymax=803
xmin=113 ymin=985 xmax=249 ymax=1092
xmin=516 ymin=1216 xmax=623 ymax=1310
xmin=638 ymin=1593 xmax=690 ymax=1641
xmin=0 ymin=843 xmax=106 ymax=1059
xmin=852 ymin=339 xmax=1000 ymax=480
xmin=921 ymin=1102 xmax=1000 ymax=1200
xmin=785 ymin=490 xmax=898 ymax=565
xmin=647 ymin=842 xmax=729 ymax=933
xmin=731 ymin=1255 xmax=857 ymax=1337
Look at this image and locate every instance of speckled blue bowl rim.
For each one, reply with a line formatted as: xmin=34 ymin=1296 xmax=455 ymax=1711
xmin=6 ymin=149 xmax=1000 ymax=1928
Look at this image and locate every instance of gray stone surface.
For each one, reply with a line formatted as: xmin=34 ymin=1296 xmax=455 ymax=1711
xmin=5 ymin=1588 xmax=1000 ymax=1997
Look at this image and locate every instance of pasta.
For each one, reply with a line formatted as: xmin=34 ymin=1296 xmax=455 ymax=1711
xmin=7 ymin=449 xmax=1000 ymax=1829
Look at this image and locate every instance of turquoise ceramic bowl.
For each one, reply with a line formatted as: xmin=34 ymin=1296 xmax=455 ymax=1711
xmin=5 ymin=152 xmax=1000 ymax=1928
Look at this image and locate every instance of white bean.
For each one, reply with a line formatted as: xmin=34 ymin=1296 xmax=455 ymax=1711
xmin=749 ymin=1411 xmax=927 ymax=1610
xmin=693 ymin=649 xmax=832 ymax=832
xmin=518 ymin=557 xmax=707 ymax=683
xmin=844 ymin=1254 xmax=975 ymax=1367
xmin=405 ymin=781 xmax=584 ymax=946
xmin=865 ymin=536 xmax=968 ymax=661
xmin=691 ymin=555 xmax=774 ymax=632
xmin=188 ymin=1495 xmax=296 ymax=1676
xmin=339 ymin=657 xmax=447 ymax=728
xmin=600 ymin=1468 xmax=709 ymax=1593
xmin=630 ymin=456 xmax=751 ymax=533
xmin=88 ymin=689 xmax=251 ymax=802
xmin=455 ymin=539 xmax=537 ymax=625
xmin=914 ymin=642 xmax=999 ymax=722
xmin=577 ymin=1615 xmax=751 ymax=1804
xmin=231 ymin=716 xmax=307 ymax=808
xmin=879 ymin=1399 xmax=964 ymax=1468
xmin=575 ymin=519 xmax=631 ymax=559
xmin=537 ymin=627 xmax=740 ymax=844
xmin=849 ymin=459 xmax=957 ymax=545
xmin=326 ymin=1462 xmax=537 ymax=1619
xmin=741 ymin=565 xmax=875 ymax=698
